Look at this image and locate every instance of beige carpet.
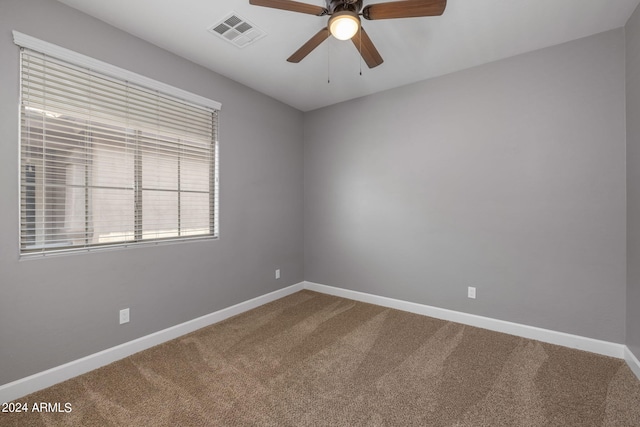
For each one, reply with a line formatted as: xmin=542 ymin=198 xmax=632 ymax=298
xmin=3 ymin=290 xmax=640 ymax=426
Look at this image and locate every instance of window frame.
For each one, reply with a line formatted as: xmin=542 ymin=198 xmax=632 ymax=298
xmin=15 ymin=31 xmax=221 ymax=257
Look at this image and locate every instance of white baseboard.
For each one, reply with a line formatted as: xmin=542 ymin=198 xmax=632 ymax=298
xmin=2 ymin=280 xmax=636 ymax=403
xmin=0 ymin=282 xmax=305 ymax=404
xmin=303 ymin=281 xmax=626 ymax=359
xmin=625 ymin=346 xmax=640 ymax=380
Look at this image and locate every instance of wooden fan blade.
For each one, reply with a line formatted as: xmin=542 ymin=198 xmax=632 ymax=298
xmin=287 ymin=28 xmax=330 ymax=63
xmin=351 ymin=26 xmax=384 ymax=68
xmin=249 ymin=0 xmax=328 ymax=16
xmin=363 ymin=0 xmax=446 ymax=20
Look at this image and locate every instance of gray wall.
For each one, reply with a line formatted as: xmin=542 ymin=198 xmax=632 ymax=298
xmin=304 ymin=29 xmax=627 ymax=343
xmin=627 ymin=5 xmax=640 ymax=361
xmin=0 ymin=0 xmax=304 ymax=385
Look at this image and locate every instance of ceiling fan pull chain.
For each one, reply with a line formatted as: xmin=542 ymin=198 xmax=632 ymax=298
xmin=359 ymin=25 xmax=363 ymax=76
xmin=328 ymin=37 xmax=331 ymax=84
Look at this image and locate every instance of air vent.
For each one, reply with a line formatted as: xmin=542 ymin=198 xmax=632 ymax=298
xmin=208 ymin=12 xmax=265 ymax=48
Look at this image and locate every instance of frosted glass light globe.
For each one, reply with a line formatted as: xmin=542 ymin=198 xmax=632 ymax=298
xmin=329 ymin=12 xmax=360 ymax=41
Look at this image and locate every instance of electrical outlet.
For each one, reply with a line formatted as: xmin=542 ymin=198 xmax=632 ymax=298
xmin=119 ymin=308 xmax=130 ymax=324
xmin=468 ymin=287 xmax=476 ymax=299
xmin=275 ymin=269 xmax=280 ymax=279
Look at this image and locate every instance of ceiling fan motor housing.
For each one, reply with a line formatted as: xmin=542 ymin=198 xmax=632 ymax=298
xmin=327 ymin=0 xmax=363 ymax=14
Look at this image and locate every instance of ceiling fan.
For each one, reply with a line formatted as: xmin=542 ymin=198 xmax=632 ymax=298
xmin=249 ymin=0 xmax=447 ymax=68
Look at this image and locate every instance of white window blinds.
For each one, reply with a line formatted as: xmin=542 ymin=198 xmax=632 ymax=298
xmin=20 ymin=48 xmax=219 ymax=256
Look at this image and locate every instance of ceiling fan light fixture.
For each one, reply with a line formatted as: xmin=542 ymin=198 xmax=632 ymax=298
xmin=328 ymin=11 xmax=360 ymax=41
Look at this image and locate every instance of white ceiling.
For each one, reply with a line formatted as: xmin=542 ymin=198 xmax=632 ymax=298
xmin=56 ymin=0 xmax=640 ymax=112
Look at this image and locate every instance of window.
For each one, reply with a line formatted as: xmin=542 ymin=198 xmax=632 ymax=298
xmin=19 ymin=45 xmax=219 ymax=256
